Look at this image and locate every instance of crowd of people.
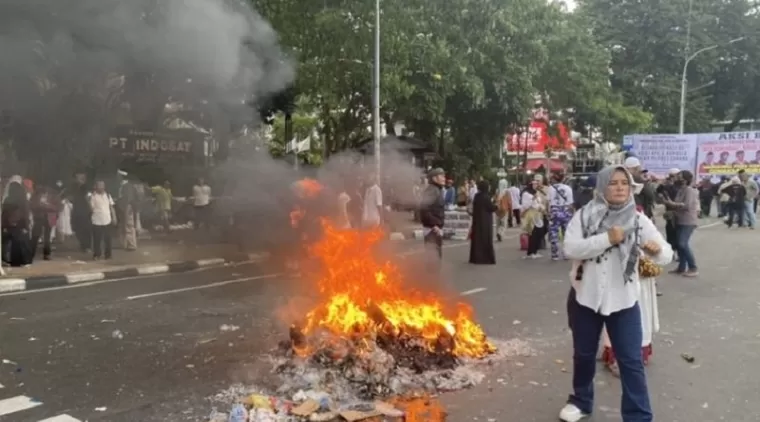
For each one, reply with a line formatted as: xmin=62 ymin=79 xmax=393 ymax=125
xmin=0 ymin=172 xmax=213 ymax=267
xmin=409 ymin=157 xmax=719 ymax=422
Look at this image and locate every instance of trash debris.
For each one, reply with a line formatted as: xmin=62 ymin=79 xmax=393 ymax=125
xmin=2 ymin=359 xmax=17 ymax=365
xmin=241 ymin=394 xmax=273 ymax=410
xmin=28 ymin=337 xmax=37 ymax=342
xmin=112 ymin=330 xmax=124 ymax=339
xmin=220 ymin=324 xmax=240 ymax=332
xmin=291 ymin=399 xmax=320 ymax=416
xmin=94 ymin=407 xmax=107 ymax=412
xmin=339 ymin=409 xmax=382 ymax=421
xmin=228 ymin=404 xmax=247 ymax=422
xmin=681 ymin=353 xmax=695 ymax=363
xmin=207 ymin=410 xmax=227 ymax=422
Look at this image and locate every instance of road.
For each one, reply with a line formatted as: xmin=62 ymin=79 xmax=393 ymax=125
xmin=1 ymin=219 xmax=758 ymax=421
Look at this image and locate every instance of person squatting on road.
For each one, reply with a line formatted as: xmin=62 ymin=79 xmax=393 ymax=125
xmin=547 ymin=172 xmax=574 ymax=260
xmin=419 ymin=168 xmax=446 ymax=269
xmin=560 ymin=165 xmax=673 ymax=422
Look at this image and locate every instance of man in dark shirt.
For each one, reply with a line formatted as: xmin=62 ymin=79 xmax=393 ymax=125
xmin=657 ymin=169 xmax=681 ymax=257
xmin=419 ymin=168 xmax=446 ymax=261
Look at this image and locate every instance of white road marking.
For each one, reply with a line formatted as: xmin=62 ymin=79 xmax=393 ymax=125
xmin=137 ymin=264 xmax=170 ymax=275
xmin=126 ymin=273 xmax=282 ymax=300
xmin=65 ymin=272 xmax=105 ymax=284
xmin=38 ymin=415 xmax=82 ymax=422
xmin=0 ymin=383 xmax=3 ymax=388
xmin=0 ymin=395 xmax=42 ymax=416
xmin=0 ymin=261 xmax=256 ymax=297
xmin=197 ymin=258 xmax=226 ymax=267
xmin=461 ymin=287 xmax=487 ymax=296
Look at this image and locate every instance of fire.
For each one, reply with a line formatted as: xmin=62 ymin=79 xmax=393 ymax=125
xmin=290 ymin=178 xmax=323 ymax=229
xmin=294 ymin=178 xmax=323 ymax=198
xmin=293 ymin=207 xmax=495 ymax=358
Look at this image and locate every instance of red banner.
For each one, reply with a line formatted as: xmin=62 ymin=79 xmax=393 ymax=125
xmin=504 ymin=120 xmax=572 ymax=153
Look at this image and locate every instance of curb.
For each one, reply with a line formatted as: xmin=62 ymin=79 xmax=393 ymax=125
xmin=0 ymin=229 xmax=431 ymax=294
xmin=0 ymin=254 xmax=267 ymax=294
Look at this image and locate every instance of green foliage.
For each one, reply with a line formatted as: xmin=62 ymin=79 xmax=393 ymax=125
xmin=268 ymin=113 xmax=322 ymax=165
xmin=578 ymin=0 xmax=760 ymax=133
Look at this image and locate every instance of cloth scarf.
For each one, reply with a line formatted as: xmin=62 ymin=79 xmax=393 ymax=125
xmin=580 ymin=166 xmax=640 ymax=283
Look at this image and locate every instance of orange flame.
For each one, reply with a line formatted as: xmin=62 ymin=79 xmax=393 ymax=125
xmin=294 ymin=178 xmax=323 ymax=198
xmin=295 ymin=209 xmax=495 ymax=358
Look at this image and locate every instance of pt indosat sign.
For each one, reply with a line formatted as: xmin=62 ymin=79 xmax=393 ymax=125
xmin=107 ymin=129 xmax=203 ymax=163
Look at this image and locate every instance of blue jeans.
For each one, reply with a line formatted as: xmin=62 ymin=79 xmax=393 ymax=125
xmin=675 ymin=224 xmax=697 ymax=272
xmin=566 ymin=289 xmax=652 ymax=421
xmin=745 ymin=200 xmax=756 ymax=228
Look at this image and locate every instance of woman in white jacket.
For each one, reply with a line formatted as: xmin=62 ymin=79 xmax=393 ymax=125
xmin=559 ymin=165 xmax=672 ymax=422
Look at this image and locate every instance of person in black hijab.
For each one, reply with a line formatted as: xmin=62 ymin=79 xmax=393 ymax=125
xmin=2 ymin=181 xmax=33 ymax=266
xmin=469 ymin=180 xmax=497 ymax=264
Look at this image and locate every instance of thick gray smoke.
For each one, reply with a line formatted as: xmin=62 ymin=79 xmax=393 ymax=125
xmin=0 ymin=0 xmax=292 ymax=148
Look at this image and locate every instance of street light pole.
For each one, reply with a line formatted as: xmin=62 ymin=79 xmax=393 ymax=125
xmin=372 ymin=0 xmax=381 ymax=179
xmin=678 ymin=36 xmax=744 ymax=133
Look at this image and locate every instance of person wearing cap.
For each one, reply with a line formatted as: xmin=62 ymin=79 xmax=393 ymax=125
xmin=624 ymin=157 xmax=655 ymax=219
xmin=419 ymin=168 xmax=446 ymax=262
xmin=719 ymin=175 xmax=746 ymax=228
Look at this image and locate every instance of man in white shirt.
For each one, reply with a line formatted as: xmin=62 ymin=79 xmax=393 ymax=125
xmin=192 ymin=177 xmax=212 ymax=230
xmin=89 ymin=180 xmax=115 ymax=260
xmin=362 ymin=174 xmax=383 ymax=227
xmin=547 ymin=172 xmax=574 ymax=260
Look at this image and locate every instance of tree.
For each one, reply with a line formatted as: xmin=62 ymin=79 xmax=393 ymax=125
xmin=577 ymin=0 xmax=760 ymax=133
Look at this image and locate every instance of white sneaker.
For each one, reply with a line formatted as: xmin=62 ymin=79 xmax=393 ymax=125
xmin=532 ymin=253 xmax=543 ymax=259
xmin=559 ymin=403 xmax=589 ymax=422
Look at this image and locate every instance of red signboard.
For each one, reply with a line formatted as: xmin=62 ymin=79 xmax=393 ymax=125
xmin=504 ymin=119 xmax=572 ymax=153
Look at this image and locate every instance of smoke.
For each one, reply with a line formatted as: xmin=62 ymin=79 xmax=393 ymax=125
xmin=0 ymin=0 xmax=293 ymax=150
xmin=216 ymin=138 xmax=427 ymax=261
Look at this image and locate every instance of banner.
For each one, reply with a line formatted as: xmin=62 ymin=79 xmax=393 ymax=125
xmin=106 ymin=127 xmax=204 ymax=163
xmin=628 ymin=134 xmax=698 ymax=177
xmin=696 ymin=131 xmax=760 ymax=177
xmin=503 ymin=117 xmax=572 ymax=154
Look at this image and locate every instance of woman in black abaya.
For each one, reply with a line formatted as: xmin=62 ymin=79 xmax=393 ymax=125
xmin=469 ymin=180 xmax=497 ymax=264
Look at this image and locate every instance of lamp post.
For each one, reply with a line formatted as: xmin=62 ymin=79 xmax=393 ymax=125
xmin=372 ymin=0 xmax=381 ymax=178
xmin=678 ymin=36 xmax=744 ymax=133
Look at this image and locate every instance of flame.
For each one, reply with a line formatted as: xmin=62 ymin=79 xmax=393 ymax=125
xmin=294 ymin=178 xmax=323 ymax=198
xmin=390 ymin=396 xmax=446 ymax=422
xmin=293 ymin=191 xmax=494 ymax=358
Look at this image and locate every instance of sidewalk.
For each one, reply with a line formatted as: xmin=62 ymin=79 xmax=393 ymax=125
xmin=0 ymin=231 xmax=265 ymax=293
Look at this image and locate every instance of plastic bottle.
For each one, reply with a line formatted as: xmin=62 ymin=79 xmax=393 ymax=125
xmin=228 ymin=404 xmax=247 ymax=422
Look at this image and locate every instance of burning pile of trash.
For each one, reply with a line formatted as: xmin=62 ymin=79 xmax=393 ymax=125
xmin=208 ymin=178 xmax=531 ymax=421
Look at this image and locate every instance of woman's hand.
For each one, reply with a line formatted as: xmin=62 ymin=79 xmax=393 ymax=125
xmin=641 ymin=240 xmax=661 ymax=255
xmin=607 ymin=226 xmax=625 ymax=244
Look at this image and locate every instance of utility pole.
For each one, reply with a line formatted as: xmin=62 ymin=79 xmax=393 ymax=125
xmin=372 ymin=0 xmax=381 ymax=179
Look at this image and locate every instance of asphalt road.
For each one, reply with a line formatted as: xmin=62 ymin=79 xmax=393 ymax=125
xmin=2 ymin=218 xmax=759 ymax=421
